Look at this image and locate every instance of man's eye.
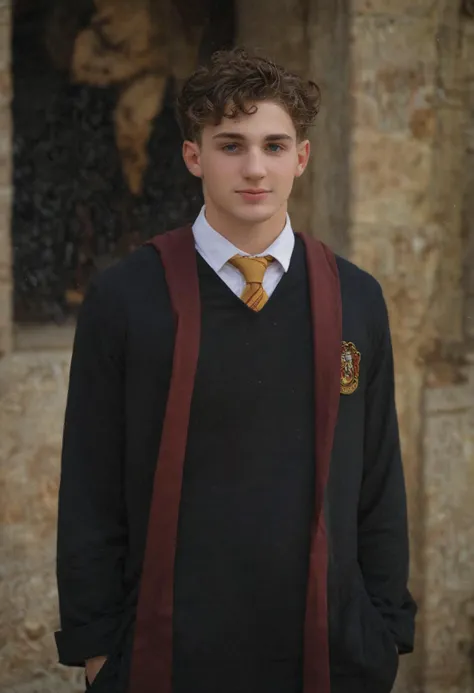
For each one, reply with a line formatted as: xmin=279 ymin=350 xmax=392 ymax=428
xmin=267 ymin=143 xmax=283 ymax=153
xmin=222 ymin=144 xmax=239 ymax=153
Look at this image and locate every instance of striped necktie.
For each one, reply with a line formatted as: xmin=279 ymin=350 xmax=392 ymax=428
xmin=229 ymin=255 xmax=275 ymax=312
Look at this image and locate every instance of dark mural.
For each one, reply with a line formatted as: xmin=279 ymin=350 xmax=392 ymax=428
xmin=12 ymin=0 xmax=234 ymax=323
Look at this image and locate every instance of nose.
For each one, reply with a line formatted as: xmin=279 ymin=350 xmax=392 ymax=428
xmin=241 ymin=148 xmax=266 ymax=180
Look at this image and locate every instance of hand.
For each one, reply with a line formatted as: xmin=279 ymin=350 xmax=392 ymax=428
xmin=85 ymin=656 xmax=107 ymax=685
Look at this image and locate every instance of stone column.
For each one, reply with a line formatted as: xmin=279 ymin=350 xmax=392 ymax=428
xmin=0 ymin=0 xmax=12 ymax=357
xmin=421 ymin=9 xmax=474 ymax=693
xmin=348 ymin=1 xmax=464 ymax=691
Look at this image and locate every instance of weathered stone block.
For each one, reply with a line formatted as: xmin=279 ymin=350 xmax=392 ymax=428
xmin=351 ymin=222 xmax=441 ymax=352
xmin=0 ymin=67 xmax=11 ymax=106
xmin=435 ymin=25 xmax=466 ymax=97
xmin=429 ymin=104 xmax=466 ymax=343
xmin=0 ymin=147 xmax=10 ymax=187
xmin=351 ymin=17 xmax=438 ymax=135
xmin=0 ymin=323 xmax=11 ymax=355
xmin=462 ymin=21 xmax=474 ymax=82
xmin=352 ymin=0 xmax=438 ymax=16
xmin=351 ymin=16 xmax=438 ymax=76
xmin=0 ymin=7 xmax=10 ymax=70
xmin=422 ymin=380 xmax=474 ymax=691
xmin=350 ymin=131 xmax=432 ymax=226
xmin=466 ymin=298 xmax=474 ymax=339
xmin=0 ymin=186 xmax=12 ymax=266
xmin=0 ymin=280 xmax=11 ymax=346
xmin=0 ymin=351 xmax=83 ymax=692
xmin=0 ymin=102 xmax=11 ymax=139
xmin=0 ymin=106 xmax=11 ymax=190
xmin=353 ymin=81 xmax=437 ymax=139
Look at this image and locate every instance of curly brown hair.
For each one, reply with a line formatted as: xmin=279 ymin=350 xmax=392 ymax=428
xmin=176 ymin=48 xmax=321 ymax=143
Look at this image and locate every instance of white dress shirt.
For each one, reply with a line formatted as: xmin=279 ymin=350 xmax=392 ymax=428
xmin=192 ymin=206 xmax=295 ymax=298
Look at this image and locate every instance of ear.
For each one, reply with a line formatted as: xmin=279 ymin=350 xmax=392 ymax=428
xmin=182 ymin=140 xmax=202 ymax=178
xmin=295 ymin=139 xmax=311 ymax=178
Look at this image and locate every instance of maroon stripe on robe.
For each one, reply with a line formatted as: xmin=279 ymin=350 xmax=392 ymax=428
xmin=127 ymin=225 xmax=342 ymax=693
xmin=299 ymin=233 xmax=342 ymax=693
xmin=128 ymin=226 xmax=201 ymax=693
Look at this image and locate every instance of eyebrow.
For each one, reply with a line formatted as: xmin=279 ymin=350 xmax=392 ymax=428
xmin=212 ymin=132 xmax=294 ymax=142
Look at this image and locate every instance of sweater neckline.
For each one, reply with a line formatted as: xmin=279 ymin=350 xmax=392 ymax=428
xmin=195 ymin=236 xmax=303 ymax=317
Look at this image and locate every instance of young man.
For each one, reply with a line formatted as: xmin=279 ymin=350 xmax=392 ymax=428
xmin=55 ymin=49 xmax=416 ymax=693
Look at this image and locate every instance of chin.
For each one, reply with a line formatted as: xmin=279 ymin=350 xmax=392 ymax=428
xmin=230 ymin=203 xmax=278 ymax=224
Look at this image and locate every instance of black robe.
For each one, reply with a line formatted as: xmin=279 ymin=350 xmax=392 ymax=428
xmin=55 ymin=226 xmax=416 ymax=693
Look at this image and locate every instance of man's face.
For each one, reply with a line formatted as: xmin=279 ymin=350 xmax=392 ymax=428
xmin=182 ymin=101 xmax=310 ymax=225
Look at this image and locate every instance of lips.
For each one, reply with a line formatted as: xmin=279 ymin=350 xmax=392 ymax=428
xmin=237 ymin=190 xmax=270 ymax=203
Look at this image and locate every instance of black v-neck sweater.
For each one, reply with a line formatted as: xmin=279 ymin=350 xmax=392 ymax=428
xmin=172 ymin=238 xmax=315 ymax=693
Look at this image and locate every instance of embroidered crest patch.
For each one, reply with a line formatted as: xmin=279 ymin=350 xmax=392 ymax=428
xmin=340 ymin=341 xmax=361 ymax=395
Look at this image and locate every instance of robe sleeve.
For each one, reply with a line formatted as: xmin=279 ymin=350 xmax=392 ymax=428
xmin=358 ymin=282 xmax=417 ymax=654
xmin=55 ymin=276 xmax=127 ymax=666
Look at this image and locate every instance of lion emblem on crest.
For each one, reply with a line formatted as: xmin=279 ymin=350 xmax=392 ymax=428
xmin=340 ymin=341 xmax=361 ymax=395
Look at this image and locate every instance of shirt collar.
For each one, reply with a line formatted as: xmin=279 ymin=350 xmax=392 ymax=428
xmin=192 ymin=206 xmax=295 ymax=274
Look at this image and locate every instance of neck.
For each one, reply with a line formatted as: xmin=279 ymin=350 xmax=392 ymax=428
xmin=204 ymin=204 xmax=288 ymax=255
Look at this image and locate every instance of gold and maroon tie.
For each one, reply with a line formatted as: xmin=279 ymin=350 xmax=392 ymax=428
xmin=229 ymin=254 xmax=274 ymax=312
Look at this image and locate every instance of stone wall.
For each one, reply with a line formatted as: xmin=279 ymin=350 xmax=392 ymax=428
xmin=349 ymin=2 xmax=474 ymax=692
xmin=422 ymin=358 xmax=474 ymax=693
xmin=421 ymin=9 xmax=474 ymax=693
xmin=0 ymin=0 xmax=12 ymax=357
xmin=0 ymin=347 xmax=82 ymax=693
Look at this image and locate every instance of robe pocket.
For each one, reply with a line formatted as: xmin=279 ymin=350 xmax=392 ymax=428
xmin=331 ymin=575 xmax=399 ymax=692
xmin=85 ymin=652 xmax=121 ymax=692
xmin=85 ymin=609 xmax=135 ymax=692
